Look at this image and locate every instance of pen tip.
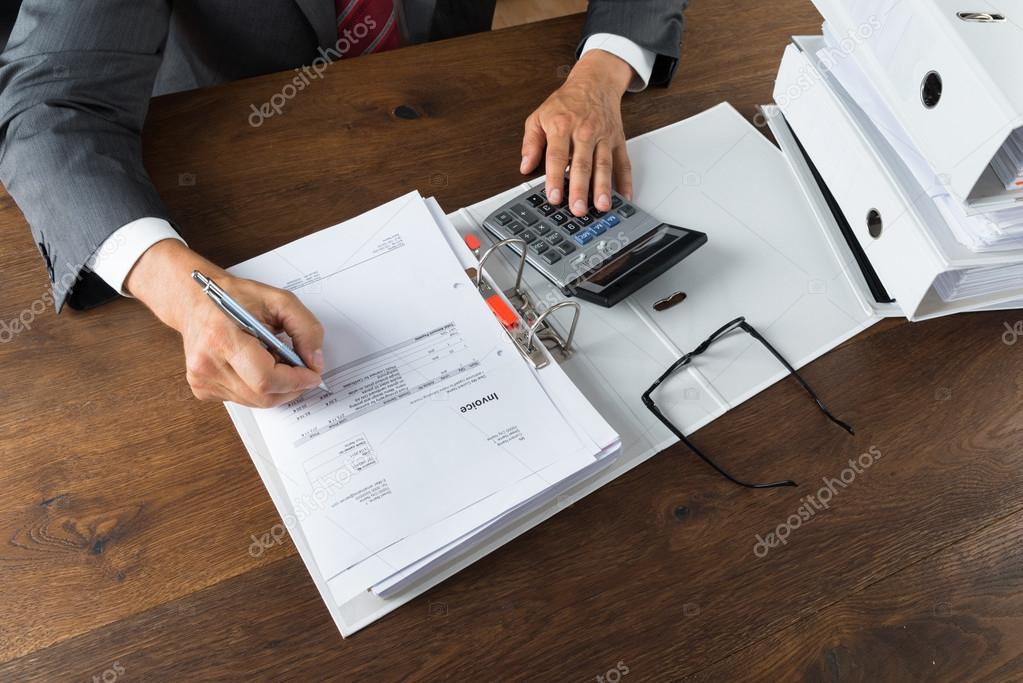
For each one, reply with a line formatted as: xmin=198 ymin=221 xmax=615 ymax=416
xmin=318 ymin=382 xmax=330 ymax=393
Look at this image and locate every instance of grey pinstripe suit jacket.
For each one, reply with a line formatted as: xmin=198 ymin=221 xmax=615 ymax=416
xmin=0 ymin=0 xmax=687 ymax=311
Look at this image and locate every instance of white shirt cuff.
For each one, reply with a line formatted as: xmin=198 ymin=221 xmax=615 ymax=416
xmin=580 ymin=33 xmax=657 ymax=93
xmin=87 ymin=218 xmax=186 ymax=296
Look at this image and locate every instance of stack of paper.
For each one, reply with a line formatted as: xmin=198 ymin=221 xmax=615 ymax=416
xmin=933 ymin=262 xmax=1023 ymax=302
xmin=992 ymin=130 xmax=1023 ymax=191
xmin=819 ymin=23 xmax=1023 ymax=282
xmin=224 ymin=191 xmax=619 ymax=634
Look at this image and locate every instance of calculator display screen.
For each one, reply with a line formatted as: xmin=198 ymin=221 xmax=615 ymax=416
xmin=575 ymin=225 xmax=683 ymax=291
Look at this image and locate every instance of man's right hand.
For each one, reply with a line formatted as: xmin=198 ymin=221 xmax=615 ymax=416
xmin=125 ymin=239 xmax=326 ymax=408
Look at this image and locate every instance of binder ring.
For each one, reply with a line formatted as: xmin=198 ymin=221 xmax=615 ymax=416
xmin=525 ymin=300 xmax=580 ymax=354
xmin=476 ymin=237 xmax=527 ymax=294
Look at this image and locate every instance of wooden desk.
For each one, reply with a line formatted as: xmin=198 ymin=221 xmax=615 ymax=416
xmin=3 ymin=4 xmax=1023 ymax=681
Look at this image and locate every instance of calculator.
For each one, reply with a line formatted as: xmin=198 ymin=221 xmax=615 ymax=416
xmin=481 ymin=186 xmax=707 ymax=307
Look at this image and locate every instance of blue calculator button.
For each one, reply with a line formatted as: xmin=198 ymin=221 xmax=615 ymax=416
xmin=604 ymin=213 xmax=621 ymax=228
xmin=574 ymin=230 xmax=595 ymax=245
xmin=590 ymin=219 xmax=608 ymax=235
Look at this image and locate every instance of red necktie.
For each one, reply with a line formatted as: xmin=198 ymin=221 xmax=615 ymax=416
xmin=334 ymin=0 xmax=402 ymax=56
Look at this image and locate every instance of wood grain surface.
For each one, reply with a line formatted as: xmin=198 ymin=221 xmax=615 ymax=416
xmin=2 ymin=4 xmax=1022 ymax=681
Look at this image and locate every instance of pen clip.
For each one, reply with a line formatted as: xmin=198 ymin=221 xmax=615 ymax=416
xmin=193 ymin=270 xmax=252 ymax=332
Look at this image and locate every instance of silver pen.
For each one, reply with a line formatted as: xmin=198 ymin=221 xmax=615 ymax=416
xmin=191 ymin=270 xmax=329 ymax=392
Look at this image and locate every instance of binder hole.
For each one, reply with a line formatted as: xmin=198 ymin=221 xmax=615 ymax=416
xmin=921 ymin=71 xmax=942 ymax=109
xmin=867 ymin=209 xmax=883 ymax=238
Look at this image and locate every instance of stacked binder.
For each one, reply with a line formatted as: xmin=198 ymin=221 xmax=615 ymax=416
xmin=773 ymin=0 xmax=1023 ymax=316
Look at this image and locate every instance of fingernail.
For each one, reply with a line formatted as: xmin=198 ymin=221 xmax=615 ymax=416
xmin=598 ymin=194 xmax=610 ymax=210
xmin=520 ymin=156 xmax=529 ymax=173
xmin=549 ymin=188 xmax=562 ymax=204
xmin=573 ymin=199 xmax=587 ymax=214
xmin=313 ymin=348 xmax=324 ymax=371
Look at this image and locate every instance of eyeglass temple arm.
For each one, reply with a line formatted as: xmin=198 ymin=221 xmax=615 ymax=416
xmin=740 ymin=323 xmax=855 ymax=435
xmin=641 ymin=391 xmax=797 ymax=489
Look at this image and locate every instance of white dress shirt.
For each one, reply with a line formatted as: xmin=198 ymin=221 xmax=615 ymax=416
xmin=89 ymin=35 xmax=657 ymax=294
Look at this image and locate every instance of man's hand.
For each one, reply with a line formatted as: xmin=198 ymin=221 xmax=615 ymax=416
xmin=126 ymin=239 xmax=325 ymax=408
xmin=520 ymin=49 xmax=635 ymax=218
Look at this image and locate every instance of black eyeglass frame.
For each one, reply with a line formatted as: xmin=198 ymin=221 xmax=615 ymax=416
xmin=641 ymin=316 xmax=854 ymax=489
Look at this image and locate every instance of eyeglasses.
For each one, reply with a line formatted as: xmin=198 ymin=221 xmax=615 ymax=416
xmin=641 ymin=316 xmax=854 ymax=489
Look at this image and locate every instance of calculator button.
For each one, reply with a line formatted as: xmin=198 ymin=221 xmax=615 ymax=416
xmin=590 ymin=219 xmax=608 ymax=236
xmin=495 ymin=211 xmax=513 ymax=225
xmin=520 ymin=231 xmax=536 ymax=243
xmin=577 ymin=214 xmax=594 ymax=226
xmin=604 ymin=214 xmax=621 ymax=228
xmin=549 ymin=211 xmax=567 ymax=225
xmin=535 ymin=222 xmax=551 ymax=236
xmin=618 ymin=204 xmax=636 ymax=218
xmin=562 ymin=221 xmax=579 ymax=235
xmin=541 ymin=251 xmax=561 ymax=265
xmin=526 ymin=194 xmax=544 ymax=207
xmin=510 ymin=204 xmax=538 ymax=225
xmin=557 ymin=242 xmax=576 ymax=255
xmin=530 ymin=241 xmax=549 ymax=254
xmin=589 ymin=206 xmax=607 ymax=219
xmin=506 ymin=220 xmax=525 ymax=235
xmin=546 ymin=232 xmax=563 ymax=245
xmin=611 ymin=195 xmax=623 ymax=208
xmin=574 ymin=230 xmax=595 ymax=245
xmin=539 ymin=203 xmax=557 ymax=216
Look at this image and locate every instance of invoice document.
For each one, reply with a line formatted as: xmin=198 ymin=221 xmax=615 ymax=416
xmin=227 ymin=192 xmax=615 ymax=606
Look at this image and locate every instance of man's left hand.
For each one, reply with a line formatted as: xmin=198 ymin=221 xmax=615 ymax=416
xmin=520 ymin=49 xmax=636 ymax=218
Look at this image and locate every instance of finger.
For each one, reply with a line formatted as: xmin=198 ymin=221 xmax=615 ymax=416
xmin=567 ymin=128 xmax=597 ymax=217
xmin=218 ymin=363 xmax=307 ymax=408
xmin=189 ymin=376 xmax=231 ymax=403
xmin=520 ymin=113 xmax=546 ymax=175
xmin=543 ymin=116 xmax=571 ymax=205
xmin=228 ymin=332 xmax=323 ymax=397
xmin=612 ymin=142 xmax=634 ymax=202
xmin=186 ymin=357 xmax=261 ymax=405
xmin=591 ymin=140 xmax=614 ymax=213
xmin=264 ymin=290 xmax=326 ymax=373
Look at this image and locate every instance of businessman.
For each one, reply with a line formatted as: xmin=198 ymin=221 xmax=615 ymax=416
xmin=0 ymin=0 xmax=686 ymax=407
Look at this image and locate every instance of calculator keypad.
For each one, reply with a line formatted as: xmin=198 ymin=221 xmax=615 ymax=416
xmin=483 ymin=186 xmax=656 ymax=290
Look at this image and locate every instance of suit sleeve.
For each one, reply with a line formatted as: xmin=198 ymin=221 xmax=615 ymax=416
xmin=0 ymin=0 xmax=173 ymax=312
xmin=579 ymin=0 xmax=689 ymax=87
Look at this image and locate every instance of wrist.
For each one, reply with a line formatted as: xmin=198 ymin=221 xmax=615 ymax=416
xmin=126 ymin=239 xmax=224 ymax=331
xmin=571 ymin=49 xmax=635 ymax=97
